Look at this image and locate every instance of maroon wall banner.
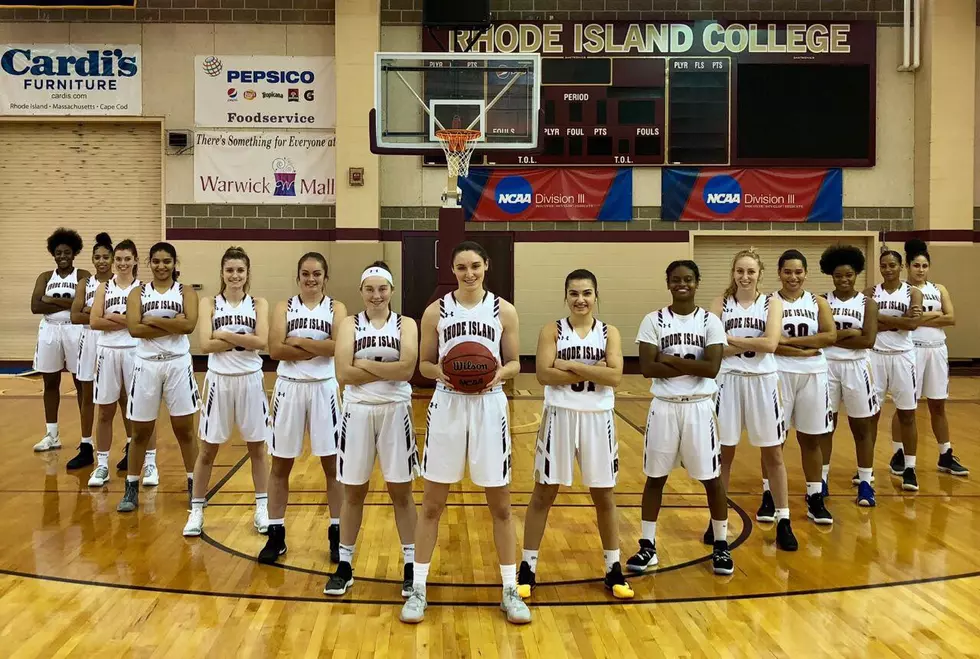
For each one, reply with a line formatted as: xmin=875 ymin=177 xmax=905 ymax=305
xmin=661 ymin=168 xmax=843 ymax=223
xmin=460 ymin=168 xmax=632 ymax=222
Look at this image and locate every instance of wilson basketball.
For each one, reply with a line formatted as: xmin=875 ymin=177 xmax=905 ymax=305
xmin=442 ymin=342 xmax=497 ymax=393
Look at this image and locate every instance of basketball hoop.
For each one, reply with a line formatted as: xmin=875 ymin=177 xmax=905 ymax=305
xmin=435 ymin=127 xmax=482 ymax=179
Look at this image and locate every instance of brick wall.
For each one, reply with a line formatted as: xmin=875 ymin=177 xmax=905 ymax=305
xmin=0 ymin=0 xmax=335 ymax=23
xmin=166 ymin=204 xmax=336 ymax=230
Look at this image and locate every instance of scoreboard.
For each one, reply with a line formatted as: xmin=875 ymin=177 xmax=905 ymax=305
xmin=423 ymin=21 xmax=876 ymax=168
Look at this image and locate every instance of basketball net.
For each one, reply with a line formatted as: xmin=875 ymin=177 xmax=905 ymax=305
xmin=435 ymin=115 xmax=481 ymax=179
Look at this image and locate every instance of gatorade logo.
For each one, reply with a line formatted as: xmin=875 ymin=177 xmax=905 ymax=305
xmin=494 ymin=176 xmax=533 ymax=214
xmin=703 ymin=175 xmax=742 ymax=215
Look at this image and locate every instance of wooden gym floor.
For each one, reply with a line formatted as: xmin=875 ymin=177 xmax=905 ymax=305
xmin=2 ymin=373 xmax=980 ymax=658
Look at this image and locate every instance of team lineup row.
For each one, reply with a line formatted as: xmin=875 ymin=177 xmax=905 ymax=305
xmin=29 ymin=229 xmax=965 ymax=626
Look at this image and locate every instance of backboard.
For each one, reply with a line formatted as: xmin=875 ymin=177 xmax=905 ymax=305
xmin=371 ymin=52 xmax=542 ymax=155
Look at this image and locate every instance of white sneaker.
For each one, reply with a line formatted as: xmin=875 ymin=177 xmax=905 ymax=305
xmin=399 ymin=585 xmax=427 ymax=624
xmin=33 ymin=434 xmax=61 ymax=452
xmin=500 ymin=586 xmax=531 ymax=624
xmin=183 ymin=508 xmax=204 ymax=537
xmin=142 ymin=464 xmax=159 ymax=487
xmin=254 ymin=505 xmax=269 ymax=534
xmin=88 ymin=465 xmax=110 ymax=487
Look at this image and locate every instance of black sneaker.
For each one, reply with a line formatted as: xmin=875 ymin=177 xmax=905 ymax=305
xmin=702 ymin=521 xmax=713 ymax=546
xmin=806 ymin=493 xmax=833 ymax=525
xmin=822 ymin=479 xmax=830 ymax=498
xmin=66 ymin=443 xmax=94 ymax=470
xmin=712 ymin=541 xmax=734 ymax=576
xmin=756 ymin=490 xmax=776 ymax=522
xmin=402 ymin=563 xmax=414 ymax=598
xmin=116 ymin=479 xmax=139 ymax=513
xmin=328 ymin=523 xmax=340 ymax=564
xmin=258 ymin=524 xmax=287 ymax=564
xmin=516 ymin=560 xmax=535 ymax=599
xmin=323 ymin=561 xmax=353 ymax=596
xmin=625 ymin=539 xmax=658 ymax=574
xmin=938 ymin=449 xmax=969 ymax=477
xmin=890 ymin=449 xmax=905 ymax=476
xmin=902 ymin=467 xmax=919 ymax=491
xmin=776 ymin=518 xmax=799 ymax=551
xmin=604 ymin=562 xmax=634 ymax=599
xmin=116 ymin=444 xmax=129 ymax=471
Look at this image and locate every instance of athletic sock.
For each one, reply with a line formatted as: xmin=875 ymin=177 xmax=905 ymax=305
xmin=940 ymin=442 xmax=952 ymax=454
xmin=186 ymin=472 xmax=194 ymax=480
xmin=46 ymin=423 xmax=59 ymax=438
xmin=126 ymin=475 xmax=140 ymax=483
xmin=762 ymin=479 xmax=771 ymax=492
xmin=711 ymin=518 xmax=728 ymax=542
xmin=144 ymin=449 xmax=157 ymax=467
xmin=191 ymin=498 xmax=205 ymax=512
xmin=905 ymin=454 xmax=917 ymax=469
xmin=522 ymin=549 xmax=539 ymax=573
xmin=641 ymin=520 xmax=657 ymax=542
xmin=330 ymin=517 xmax=340 ymax=527
xmin=603 ymin=549 xmax=620 ymax=573
xmin=892 ymin=441 xmax=903 ymax=454
xmin=268 ymin=518 xmax=285 ymax=527
xmin=339 ymin=543 xmax=355 ymax=564
xmin=413 ymin=562 xmax=430 ymax=589
xmin=255 ymin=493 xmax=268 ymax=506
xmin=97 ymin=451 xmax=109 ymax=468
xmin=500 ymin=564 xmax=517 ymax=589
xmin=774 ymin=508 xmax=790 ymax=522
xmin=858 ymin=468 xmax=874 ymax=484
xmin=126 ymin=437 xmax=132 ymax=445
xmin=81 ymin=436 xmax=93 ymax=446
xmin=821 ymin=464 xmax=830 ymax=481
xmin=806 ymin=482 xmax=822 ymax=496
xmin=402 ymin=543 xmax=415 ymax=565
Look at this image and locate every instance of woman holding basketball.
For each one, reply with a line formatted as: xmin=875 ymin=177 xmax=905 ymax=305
xmin=184 ymin=247 xmax=272 ymax=538
xmin=904 ymin=240 xmax=967 ymax=476
xmin=259 ymin=252 xmax=346 ymax=566
xmin=518 ymin=269 xmax=632 ymax=600
xmin=867 ymin=249 xmax=923 ymax=491
xmin=323 ymin=261 xmax=419 ymax=598
xmin=66 ymin=232 xmax=115 ymax=471
xmin=31 ymin=228 xmax=90 ymax=453
xmin=400 ymin=240 xmax=530 ymax=626
xmin=709 ymin=249 xmax=797 ymax=551
xmin=819 ymin=244 xmax=880 ymax=507
xmin=117 ymin=242 xmax=201 ymax=513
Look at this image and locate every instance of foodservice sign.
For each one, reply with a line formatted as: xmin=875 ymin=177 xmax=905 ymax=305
xmin=195 ymin=55 xmax=335 ymax=129
xmin=0 ymin=44 xmax=142 ymax=116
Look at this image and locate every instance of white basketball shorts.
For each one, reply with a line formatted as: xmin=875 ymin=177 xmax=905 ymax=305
xmin=533 ymin=406 xmax=618 ymax=488
xmin=127 ymin=353 xmax=201 ymax=422
xmin=338 ymin=401 xmax=419 ymax=486
xmin=199 ymin=370 xmax=271 ymax=444
xmin=93 ymin=346 xmax=136 ymax=406
xmin=915 ymin=344 xmax=949 ymax=400
xmin=422 ymin=389 xmax=511 ymax=488
xmin=33 ymin=321 xmax=81 ymax=375
xmin=827 ymin=359 xmax=880 ymax=419
xmin=643 ymin=397 xmax=720 ymax=481
xmin=870 ymin=350 xmax=917 ymax=411
xmin=716 ymin=372 xmax=785 ymax=448
xmin=75 ymin=328 xmax=99 ymax=382
xmin=778 ymin=371 xmax=834 ymax=435
xmin=269 ymin=377 xmax=340 ymax=459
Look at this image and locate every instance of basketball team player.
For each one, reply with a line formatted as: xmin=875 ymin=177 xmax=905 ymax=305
xmin=626 ymin=260 xmax=735 ymax=577
xmin=904 ymin=240 xmax=968 ymax=477
xmin=184 ymin=247 xmax=271 ymax=538
xmin=66 ymin=233 xmax=115 ymax=471
xmin=86 ymin=239 xmax=153 ymax=488
xmin=323 ymin=261 xmax=419 ymax=598
xmin=118 ymin=243 xmax=201 ymax=513
xmin=518 ymin=269 xmax=633 ymax=599
xmin=770 ymin=250 xmax=837 ymax=524
xmin=260 ymin=252 xmax=346 ymax=565
xmin=400 ymin=240 xmax=531 ymax=625
xmin=819 ymin=244 xmax=880 ymax=507
xmin=31 ymin=228 xmax=90 ymax=453
xmin=709 ymin=249 xmax=798 ymax=551
xmin=868 ymin=249 xmax=923 ymax=491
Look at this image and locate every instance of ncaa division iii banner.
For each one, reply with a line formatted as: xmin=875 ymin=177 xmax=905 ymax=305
xmin=661 ymin=168 xmax=843 ymax=223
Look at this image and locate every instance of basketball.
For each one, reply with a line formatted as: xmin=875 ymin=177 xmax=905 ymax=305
xmin=441 ymin=342 xmax=497 ymax=392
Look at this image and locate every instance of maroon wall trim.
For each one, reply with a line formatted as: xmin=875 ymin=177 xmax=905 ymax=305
xmin=167 ymin=227 xmax=693 ymax=243
xmin=881 ymin=229 xmax=980 ymax=243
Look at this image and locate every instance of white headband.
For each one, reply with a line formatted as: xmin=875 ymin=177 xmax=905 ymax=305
xmin=360 ymin=266 xmax=393 ymax=285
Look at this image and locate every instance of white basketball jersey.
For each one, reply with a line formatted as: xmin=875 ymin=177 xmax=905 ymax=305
xmin=873 ymin=282 xmax=914 ymax=352
xmin=80 ymin=276 xmax=103 ymax=340
xmin=544 ymin=318 xmax=615 ymax=411
xmin=98 ymin=277 xmax=140 ymax=348
xmin=635 ymin=307 xmax=726 ymax=398
xmin=43 ymin=269 xmax=78 ymax=322
xmin=136 ymin=282 xmax=190 ymax=359
xmin=912 ymin=282 xmax=945 ymax=346
xmin=824 ymin=292 xmax=868 ymax=361
xmin=344 ymin=311 xmax=412 ymax=404
xmin=774 ymin=291 xmax=827 ymax=374
xmin=276 ymin=295 xmax=336 ymax=381
xmin=208 ymin=295 xmax=263 ymax=375
xmin=719 ymin=294 xmax=777 ymax=375
xmin=436 ymin=292 xmax=503 ymax=395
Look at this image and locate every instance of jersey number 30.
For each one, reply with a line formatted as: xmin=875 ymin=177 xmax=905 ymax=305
xmin=783 ymin=323 xmax=810 ymax=338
